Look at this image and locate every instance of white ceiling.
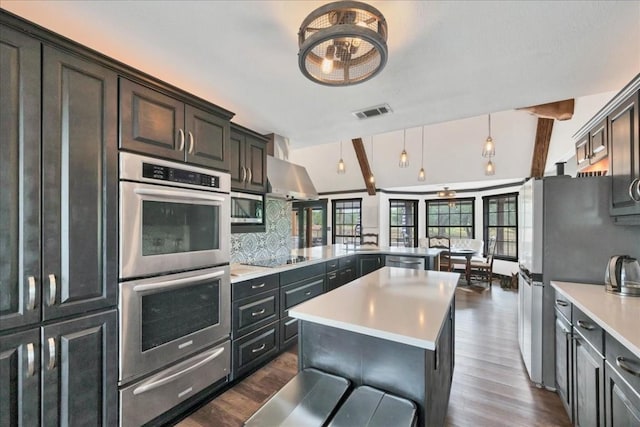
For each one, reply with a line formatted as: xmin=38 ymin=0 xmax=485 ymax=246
xmin=4 ymin=1 xmax=639 ymax=190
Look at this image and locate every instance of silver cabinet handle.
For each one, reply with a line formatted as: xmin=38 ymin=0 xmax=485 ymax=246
xmin=555 ymin=299 xmax=569 ymax=307
xmin=251 ymin=343 xmax=266 ymax=353
xmin=133 ymin=270 xmax=224 ymax=292
xmin=178 ymin=129 xmax=185 ymax=151
xmin=251 ymin=283 xmax=265 ymax=289
xmin=305 ymin=291 xmax=312 ymax=296
xmin=577 ymin=319 xmax=595 ymax=331
xmin=26 ymin=343 xmax=35 ymax=377
xmin=630 ymin=178 xmax=640 ymax=202
xmin=47 ymin=274 xmax=56 ymax=306
xmin=47 ymin=337 xmax=56 ymax=370
xmin=241 ymin=167 xmax=247 ymax=183
xmin=27 ymin=276 xmax=36 ymax=310
xmin=251 ymin=308 xmax=266 ymax=317
xmin=247 ymin=168 xmax=252 ymax=184
xmin=188 ymin=131 xmax=194 ymax=154
xmin=134 ymin=187 xmax=225 ymax=203
xmin=616 ymin=356 xmax=640 ymax=377
xmin=328 ymin=273 xmax=337 ymax=279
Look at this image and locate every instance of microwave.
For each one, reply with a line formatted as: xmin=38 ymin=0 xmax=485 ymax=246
xmin=230 ymin=192 xmax=264 ymax=224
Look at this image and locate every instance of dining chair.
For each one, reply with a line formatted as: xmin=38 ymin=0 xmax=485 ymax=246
xmin=469 ymin=237 xmax=497 ymax=287
xmin=428 ymin=235 xmax=452 ymax=272
xmin=360 ymin=233 xmax=379 ymax=246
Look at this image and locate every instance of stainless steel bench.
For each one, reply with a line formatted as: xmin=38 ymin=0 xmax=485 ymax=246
xmin=328 ymin=385 xmax=417 ymax=427
xmin=244 ymin=368 xmax=350 ymax=427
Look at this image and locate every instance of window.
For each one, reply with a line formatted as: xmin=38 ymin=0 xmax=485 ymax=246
xmin=389 ymin=200 xmax=418 ymax=247
xmin=483 ymin=193 xmax=518 ymax=260
xmin=426 ymin=198 xmax=475 ymax=238
xmin=332 ymin=198 xmax=362 ymax=244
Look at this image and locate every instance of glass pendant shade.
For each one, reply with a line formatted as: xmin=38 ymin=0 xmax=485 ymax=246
xmin=417 ymin=126 xmax=425 ymax=181
xmin=482 ymin=114 xmax=495 ymax=158
xmin=399 ymin=129 xmax=409 ymax=167
xmin=337 ymin=141 xmax=346 ymax=174
xmin=418 ymin=167 xmax=426 ymax=181
xmin=485 ymin=159 xmax=495 ymax=176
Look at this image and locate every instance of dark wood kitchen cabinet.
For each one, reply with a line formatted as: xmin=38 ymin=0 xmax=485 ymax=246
xmin=555 ymin=313 xmax=573 ymax=420
xmin=120 ymin=77 xmax=231 ymax=171
xmin=358 ymin=254 xmax=384 ymax=277
xmin=230 ymin=123 xmax=268 ymax=192
xmin=572 ymin=330 xmax=605 ymax=427
xmin=604 ymin=333 xmax=640 ymax=427
xmin=575 ymin=120 xmax=608 ymax=169
xmin=0 ymin=26 xmax=41 ymax=331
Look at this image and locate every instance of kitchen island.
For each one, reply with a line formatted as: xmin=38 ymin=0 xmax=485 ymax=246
xmin=290 ymin=267 xmax=459 ymax=426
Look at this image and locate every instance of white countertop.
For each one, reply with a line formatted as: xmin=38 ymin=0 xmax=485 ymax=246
xmin=551 ymin=281 xmax=640 ymax=358
xmin=289 ymin=267 xmax=459 ymax=350
xmin=230 ymin=245 xmax=442 ymax=282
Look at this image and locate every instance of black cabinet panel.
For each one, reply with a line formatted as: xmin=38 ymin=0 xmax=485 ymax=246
xmin=245 ymin=136 xmax=267 ymax=192
xmin=232 ymin=274 xmax=279 ymax=302
xmin=229 ymin=124 xmax=268 ymax=192
xmin=280 ymin=317 xmax=298 ymax=348
xmin=232 ymin=322 xmax=279 ymax=379
xmin=358 ymin=254 xmax=384 ymax=277
xmin=280 ymin=263 xmax=325 ymax=286
xmin=0 ymin=328 xmax=40 ymax=426
xmin=233 ymin=290 xmax=278 ymax=338
xmin=573 ymin=332 xmax=605 ymax=427
xmin=185 ymin=105 xmax=229 ymax=171
xmin=555 ymin=315 xmax=572 ymax=420
xmin=42 ymin=309 xmax=117 ymax=427
xmin=280 ymin=277 xmax=324 ymax=317
xmin=605 ymin=362 xmax=640 ymax=427
xmin=0 ymin=26 xmax=41 ymax=331
xmin=41 ymin=46 xmax=117 ymax=321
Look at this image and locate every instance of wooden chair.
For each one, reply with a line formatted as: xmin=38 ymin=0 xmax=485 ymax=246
xmin=360 ymin=233 xmax=379 ymax=246
xmin=428 ymin=235 xmax=452 ymax=272
xmin=469 ymin=237 xmax=497 ymax=286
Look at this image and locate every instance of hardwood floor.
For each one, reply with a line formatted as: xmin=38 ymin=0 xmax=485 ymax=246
xmin=177 ymin=283 xmax=571 ymax=427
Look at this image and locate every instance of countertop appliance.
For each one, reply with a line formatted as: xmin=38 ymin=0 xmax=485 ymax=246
xmin=606 ymin=255 xmax=640 ymax=296
xmin=231 ymin=191 xmax=264 ymax=224
xmin=518 ymin=176 xmax=640 ymax=388
xmin=385 ymin=255 xmax=425 ymax=270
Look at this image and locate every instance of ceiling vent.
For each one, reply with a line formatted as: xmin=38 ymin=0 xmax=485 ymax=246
xmin=352 ymin=103 xmax=393 ymax=119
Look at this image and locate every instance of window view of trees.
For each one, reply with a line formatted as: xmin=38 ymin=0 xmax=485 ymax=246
xmin=426 ymin=198 xmax=475 ymax=238
xmin=483 ymin=193 xmax=518 ymax=260
xmin=389 ymin=199 xmax=418 ymax=247
xmin=332 ymin=199 xmax=362 ymax=245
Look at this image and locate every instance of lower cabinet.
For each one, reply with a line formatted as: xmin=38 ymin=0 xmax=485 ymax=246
xmin=358 ymin=254 xmax=384 ymax=277
xmin=0 ymin=310 xmax=117 ymax=426
xmin=572 ymin=330 xmax=605 ymax=427
xmin=604 ymin=362 xmax=640 ymax=426
xmin=555 ymin=313 xmax=572 ymax=420
xmin=233 ymin=322 xmax=279 ymax=379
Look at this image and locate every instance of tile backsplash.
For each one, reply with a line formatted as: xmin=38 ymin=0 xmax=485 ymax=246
xmin=230 ymin=198 xmax=292 ymax=263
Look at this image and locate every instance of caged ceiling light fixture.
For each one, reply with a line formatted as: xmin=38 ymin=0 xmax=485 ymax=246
xmin=399 ymin=129 xmax=409 ymax=168
xmin=298 ymin=1 xmax=388 ymax=86
xmin=337 ymin=141 xmax=346 ymax=174
xmin=417 ymin=126 xmax=426 ymax=181
xmin=437 ymin=187 xmax=457 ymax=209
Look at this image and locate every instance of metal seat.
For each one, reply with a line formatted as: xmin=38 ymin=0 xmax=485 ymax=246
xmin=328 ymin=385 xmax=417 ymax=427
xmin=244 ymin=368 xmax=350 ymax=427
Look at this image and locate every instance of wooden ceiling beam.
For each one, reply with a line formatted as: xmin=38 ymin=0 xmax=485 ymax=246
xmin=517 ymin=99 xmax=575 ymax=121
xmin=352 ymin=137 xmax=376 ymax=195
xmin=530 ymin=118 xmax=554 ymax=178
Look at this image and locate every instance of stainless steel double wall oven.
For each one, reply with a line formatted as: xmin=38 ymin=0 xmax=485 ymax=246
xmin=118 ymin=152 xmax=231 ymax=426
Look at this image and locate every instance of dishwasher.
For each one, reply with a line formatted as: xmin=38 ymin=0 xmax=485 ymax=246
xmin=385 ymin=255 xmax=425 ymax=270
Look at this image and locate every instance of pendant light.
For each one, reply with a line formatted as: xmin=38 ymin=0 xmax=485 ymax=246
xmin=337 ymin=141 xmax=346 ymax=174
xmin=369 ymin=136 xmax=375 ymax=183
xmin=399 ymin=129 xmax=409 ymax=168
xmin=485 ymin=159 xmax=495 ymax=176
xmin=417 ymin=126 xmax=426 ymax=181
xmin=482 ymin=114 xmax=495 ymax=158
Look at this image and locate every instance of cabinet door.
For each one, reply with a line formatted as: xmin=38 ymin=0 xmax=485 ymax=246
xmin=0 ymin=27 xmax=41 ymax=331
xmin=229 ymin=129 xmax=245 ymax=189
xmin=573 ymin=333 xmax=605 ymax=427
xmin=41 ymin=309 xmax=117 ymax=427
xmin=0 ymin=328 xmax=40 ymax=426
xmin=555 ymin=317 xmax=572 ymax=419
xmin=609 ymin=92 xmax=640 ymax=216
xmin=589 ymin=120 xmax=607 ymax=164
xmin=576 ymin=135 xmax=590 ymax=168
xmin=359 ymin=255 xmax=383 ymax=277
xmin=605 ymin=362 xmax=640 ymax=427
xmin=244 ymin=135 xmax=268 ymax=193
xmin=185 ymin=104 xmax=229 ymax=170
xmin=41 ymin=47 xmax=118 ymax=321
xmin=119 ymin=78 xmax=185 ymax=161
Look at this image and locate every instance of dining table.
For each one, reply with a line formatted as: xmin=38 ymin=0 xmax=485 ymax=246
xmin=449 ymin=248 xmax=477 ymax=285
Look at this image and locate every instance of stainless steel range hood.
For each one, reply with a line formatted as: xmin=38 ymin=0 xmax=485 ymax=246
xmin=267 ymin=156 xmax=319 ymax=200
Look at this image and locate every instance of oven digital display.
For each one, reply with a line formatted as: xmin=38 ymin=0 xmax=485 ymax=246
xmin=142 ymin=162 xmax=219 ymax=188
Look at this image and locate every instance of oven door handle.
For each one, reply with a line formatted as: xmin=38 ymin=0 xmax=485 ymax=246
xmin=133 ymin=270 xmax=225 ymax=292
xmin=132 ymin=346 xmax=226 ymax=395
xmin=134 ymin=187 xmax=226 ymax=203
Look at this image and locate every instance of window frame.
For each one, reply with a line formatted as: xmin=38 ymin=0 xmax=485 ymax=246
xmin=331 ymin=198 xmax=362 ymax=244
xmin=388 ymin=199 xmax=419 ymax=248
xmin=482 ymin=192 xmax=519 ymax=261
xmin=425 ymin=197 xmax=476 ymax=239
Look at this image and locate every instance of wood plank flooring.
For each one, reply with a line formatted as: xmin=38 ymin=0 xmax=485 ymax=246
xmin=177 ymin=283 xmax=572 ymax=427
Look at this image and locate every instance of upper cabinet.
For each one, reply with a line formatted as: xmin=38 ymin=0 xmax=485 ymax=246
xmin=576 ymin=119 xmax=608 ymax=168
xmin=230 ymin=123 xmax=269 ymax=193
xmin=120 ymin=78 xmax=231 ymax=171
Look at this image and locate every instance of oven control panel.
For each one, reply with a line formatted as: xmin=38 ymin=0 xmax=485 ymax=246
xmin=142 ymin=163 xmax=220 ymax=189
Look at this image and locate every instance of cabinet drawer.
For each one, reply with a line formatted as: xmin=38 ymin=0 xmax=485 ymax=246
xmin=232 ymin=290 xmax=278 ymax=338
xmin=572 ymin=305 xmax=604 ymax=355
xmin=606 ymin=333 xmax=640 ymax=392
xmin=326 ymin=271 xmax=340 ymax=292
xmin=280 ymin=316 xmax=298 ymax=348
xmin=339 ymin=255 xmax=356 ymax=269
xmin=554 ymin=291 xmax=572 ymax=323
xmin=232 ymin=274 xmax=278 ymax=301
xmin=280 ymin=263 xmax=325 ymax=286
xmin=232 ymin=322 xmax=279 ymax=378
xmin=280 ymin=276 xmax=324 ymax=316
xmin=326 ymin=259 xmax=339 ymax=273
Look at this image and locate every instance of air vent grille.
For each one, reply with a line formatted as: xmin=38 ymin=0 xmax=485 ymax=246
xmin=352 ymin=103 xmax=393 ymax=120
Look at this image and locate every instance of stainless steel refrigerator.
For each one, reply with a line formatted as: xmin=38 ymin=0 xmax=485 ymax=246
xmin=517 ymin=175 xmax=640 ymax=388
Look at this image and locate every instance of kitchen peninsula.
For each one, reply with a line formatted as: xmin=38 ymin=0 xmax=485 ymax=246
xmin=290 ymin=267 xmax=459 ymax=427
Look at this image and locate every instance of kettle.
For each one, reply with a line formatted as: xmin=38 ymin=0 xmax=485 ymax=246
xmin=606 ymin=255 xmax=640 ymax=296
